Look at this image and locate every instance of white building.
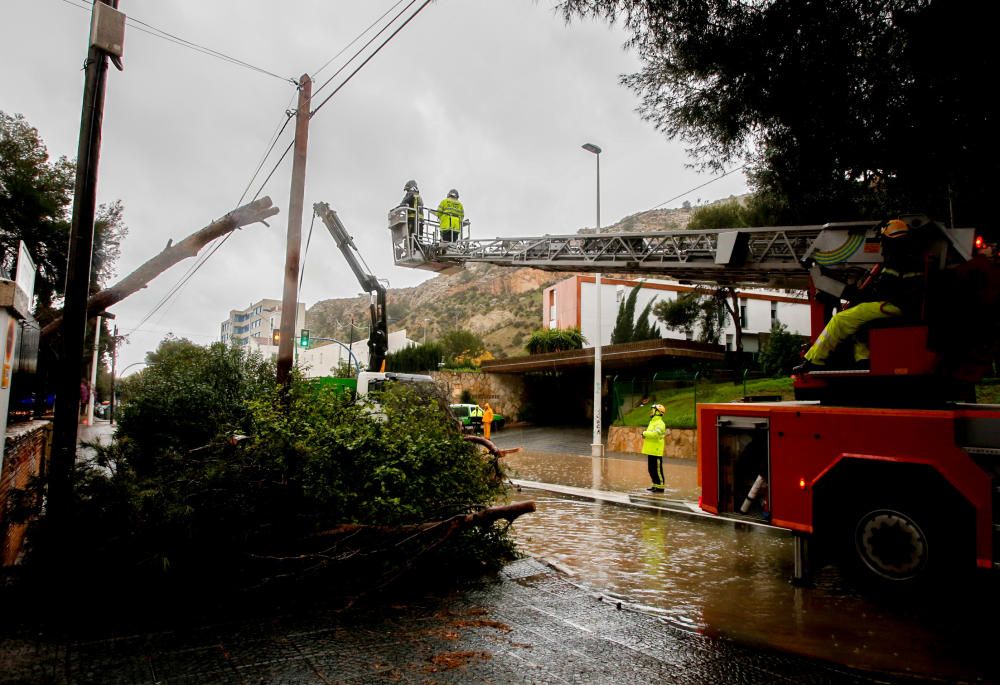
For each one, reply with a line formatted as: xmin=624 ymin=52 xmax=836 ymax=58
xmin=542 ymin=275 xmax=810 ymax=353
xmin=220 ymin=298 xmax=306 ymax=348
xmin=246 ymin=329 xmax=418 ymax=378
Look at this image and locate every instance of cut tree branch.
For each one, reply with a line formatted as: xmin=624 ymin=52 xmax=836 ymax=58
xmin=41 ymin=197 xmax=280 ymax=338
xmin=313 ymin=501 xmax=537 ymax=539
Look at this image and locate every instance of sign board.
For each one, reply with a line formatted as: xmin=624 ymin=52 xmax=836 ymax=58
xmin=15 ymin=241 xmax=35 ymax=306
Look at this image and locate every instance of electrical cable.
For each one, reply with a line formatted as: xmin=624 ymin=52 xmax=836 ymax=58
xmin=311 ymin=0 xmax=411 ymax=86
xmin=125 ymin=0 xmax=435 ymax=333
xmin=648 ymin=164 xmax=749 ymax=211
xmin=298 ymin=208 xmax=318 ymax=296
xmin=130 ymin=116 xmax=295 ymax=334
xmin=310 ymin=0 xmax=434 ymax=118
xmin=57 ymin=0 xmax=297 ymax=84
xmin=311 ymin=0 xmax=418 ymax=99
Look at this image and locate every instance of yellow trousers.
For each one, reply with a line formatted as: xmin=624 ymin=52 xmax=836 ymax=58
xmin=804 ymin=301 xmax=903 ymax=365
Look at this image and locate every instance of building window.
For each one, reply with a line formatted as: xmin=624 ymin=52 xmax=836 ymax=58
xmin=685 ymin=330 xmax=693 ymax=341
xmin=726 ymin=334 xmax=734 ymax=351
xmin=770 ymin=301 xmax=778 ymax=325
xmin=739 ymin=298 xmax=748 ymax=328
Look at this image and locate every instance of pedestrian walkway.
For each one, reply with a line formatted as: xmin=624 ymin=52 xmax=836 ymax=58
xmin=0 ymin=558 xmax=925 ymax=684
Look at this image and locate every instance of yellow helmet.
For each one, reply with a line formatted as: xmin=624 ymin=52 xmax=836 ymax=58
xmin=881 ymin=219 xmax=910 ymax=240
xmin=649 ymin=404 xmax=666 ymax=416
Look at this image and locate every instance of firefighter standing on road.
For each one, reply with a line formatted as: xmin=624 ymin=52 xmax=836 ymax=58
xmin=399 ymin=180 xmax=423 ymax=238
xmin=642 ymin=404 xmax=667 ymax=493
xmin=482 ymin=402 xmax=494 ymax=440
xmin=795 ymin=217 xmax=925 ymax=373
xmin=437 ymin=189 xmax=464 ymax=243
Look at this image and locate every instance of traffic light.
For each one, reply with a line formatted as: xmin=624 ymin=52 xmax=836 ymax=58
xmin=300 ymin=328 xmax=310 ymax=347
xmin=272 ymin=329 xmax=280 ymax=346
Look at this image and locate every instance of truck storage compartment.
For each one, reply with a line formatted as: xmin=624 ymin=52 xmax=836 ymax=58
xmin=716 ymin=416 xmax=770 ymax=520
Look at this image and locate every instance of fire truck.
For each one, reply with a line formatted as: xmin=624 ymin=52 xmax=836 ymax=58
xmin=387 ymin=207 xmax=1000 ymax=584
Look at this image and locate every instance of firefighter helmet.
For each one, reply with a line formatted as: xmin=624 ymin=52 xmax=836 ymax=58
xmin=649 ymin=404 xmax=666 ymax=416
xmin=881 ymin=219 xmax=910 ymax=240
xmin=448 ymin=188 xmax=459 ymax=199
xmin=404 ymin=180 xmax=419 ymax=192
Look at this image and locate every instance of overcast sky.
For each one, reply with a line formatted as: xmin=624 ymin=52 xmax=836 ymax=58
xmin=1 ymin=0 xmax=748 ymax=375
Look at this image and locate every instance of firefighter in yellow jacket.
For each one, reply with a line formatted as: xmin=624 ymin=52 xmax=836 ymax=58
xmin=642 ymin=404 xmax=667 ymax=493
xmin=437 ymin=189 xmax=464 ymax=243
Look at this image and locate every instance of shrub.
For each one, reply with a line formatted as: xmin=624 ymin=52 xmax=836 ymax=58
xmin=759 ymin=323 xmax=808 ymax=376
xmin=525 ymin=327 xmax=586 ymax=354
xmin=16 ymin=338 xmax=513 ymax=607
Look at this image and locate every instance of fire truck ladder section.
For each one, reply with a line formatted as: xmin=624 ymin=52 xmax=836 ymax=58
xmin=387 ymin=206 xmax=936 ymax=293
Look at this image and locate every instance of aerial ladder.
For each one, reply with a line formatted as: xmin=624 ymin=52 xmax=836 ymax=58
xmin=388 ymin=206 xmax=1000 ymax=584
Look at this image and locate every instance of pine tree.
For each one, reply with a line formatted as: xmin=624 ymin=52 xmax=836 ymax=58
xmin=610 ymin=285 xmax=639 ymax=344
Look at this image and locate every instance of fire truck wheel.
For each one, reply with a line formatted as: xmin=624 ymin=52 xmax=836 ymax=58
xmin=851 ymin=505 xmax=934 ymax=583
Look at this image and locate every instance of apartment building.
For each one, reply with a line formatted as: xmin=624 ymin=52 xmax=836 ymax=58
xmin=542 ymin=275 xmax=810 ymax=353
xmin=220 ymin=298 xmax=306 ymax=347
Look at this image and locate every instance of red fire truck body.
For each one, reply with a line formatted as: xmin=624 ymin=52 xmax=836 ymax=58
xmin=698 ymin=400 xmax=1000 ymax=576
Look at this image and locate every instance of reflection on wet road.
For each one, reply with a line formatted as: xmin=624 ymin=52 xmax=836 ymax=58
xmin=503 ymin=448 xmax=999 ymax=683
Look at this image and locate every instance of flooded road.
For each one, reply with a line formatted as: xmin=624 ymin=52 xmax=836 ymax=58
xmin=502 ymin=448 xmax=999 ymax=683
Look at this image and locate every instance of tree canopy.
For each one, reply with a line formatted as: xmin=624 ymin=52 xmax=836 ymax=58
xmin=0 ymin=111 xmax=127 ymax=322
xmin=611 ymin=284 xmax=661 ymax=344
xmin=558 ymin=1 xmax=998 ymax=235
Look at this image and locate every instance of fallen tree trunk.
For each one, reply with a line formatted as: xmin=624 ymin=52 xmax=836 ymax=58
xmin=41 ymin=196 xmax=280 ymax=338
xmin=314 ymin=501 xmax=536 ymax=539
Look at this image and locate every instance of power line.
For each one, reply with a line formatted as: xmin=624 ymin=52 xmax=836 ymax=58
xmin=311 ymin=0 xmax=411 ymax=86
xmin=127 ymin=0 xmax=435 ymax=332
xmin=129 ymin=112 xmax=296 ymax=334
xmin=57 ymin=0 xmax=297 ymax=85
xmin=310 ymin=0 xmax=434 ymax=118
xmin=311 ymin=0 xmax=418 ymax=99
xmin=648 ymin=164 xmax=749 ymax=211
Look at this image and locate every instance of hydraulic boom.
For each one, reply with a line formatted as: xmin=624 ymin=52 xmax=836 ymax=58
xmin=316 ymin=201 xmax=388 ymax=372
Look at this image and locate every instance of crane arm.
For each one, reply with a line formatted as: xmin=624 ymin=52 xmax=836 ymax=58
xmin=316 ymin=201 xmax=388 ymax=372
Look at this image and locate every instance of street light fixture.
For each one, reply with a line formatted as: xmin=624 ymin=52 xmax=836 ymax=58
xmin=582 ymin=142 xmax=603 ymax=458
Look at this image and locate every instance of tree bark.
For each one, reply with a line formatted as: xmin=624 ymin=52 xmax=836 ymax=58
xmin=41 ymin=197 xmax=280 ymax=338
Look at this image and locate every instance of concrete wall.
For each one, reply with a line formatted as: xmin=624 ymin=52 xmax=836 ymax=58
xmin=430 ymin=371 xmax=526 ymax=421
xmin=607 ymin=425 xmax=696 ymax=460
xmin=1 ymin=420 xmax=51 ymax=566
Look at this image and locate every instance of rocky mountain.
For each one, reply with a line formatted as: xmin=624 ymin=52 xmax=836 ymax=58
xmin=306 ymin=200 xmax=726 ymax=358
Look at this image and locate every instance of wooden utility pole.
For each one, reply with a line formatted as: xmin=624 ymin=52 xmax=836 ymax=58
xmin=50 ymin=0 xmax=122 ymax=537
xmin=276 ymin=74 xmax=312 ymax=386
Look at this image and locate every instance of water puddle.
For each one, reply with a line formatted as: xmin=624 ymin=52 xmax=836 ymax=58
xmin=504 ymin=449 xmax=999 ymax=682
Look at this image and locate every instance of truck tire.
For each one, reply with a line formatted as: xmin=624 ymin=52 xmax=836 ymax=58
xmin=851 ymin=504 xmax=932 ymax=582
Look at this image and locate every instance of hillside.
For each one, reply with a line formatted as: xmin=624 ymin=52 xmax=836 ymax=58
xmin=306 ymin=200 xmax=733 ymax=358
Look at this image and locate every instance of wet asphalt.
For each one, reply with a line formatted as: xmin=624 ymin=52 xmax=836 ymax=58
xmin=0 ymin=558 xmax=929 ymax=684
xmin=0 ymin=422 xmax=943 ymax=684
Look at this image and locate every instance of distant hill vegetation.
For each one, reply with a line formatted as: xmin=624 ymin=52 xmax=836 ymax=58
xmin=306 ymin=197 xmax=744 ymax=358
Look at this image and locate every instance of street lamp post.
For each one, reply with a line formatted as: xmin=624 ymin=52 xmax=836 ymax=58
xmin=582 ymin=142 xmax=604 ymax=458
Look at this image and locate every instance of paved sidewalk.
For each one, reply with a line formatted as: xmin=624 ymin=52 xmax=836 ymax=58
xmin=0 ymin=559 xmax=928 ymax=684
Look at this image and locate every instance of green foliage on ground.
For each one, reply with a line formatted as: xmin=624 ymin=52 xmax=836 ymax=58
xmin=616 ymin=377 xmax=795 ymax=429
xmin=17 ymin=339 xmax=513 ymax=603
xmin=525 ymin=327 xmax=586 ymax=354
